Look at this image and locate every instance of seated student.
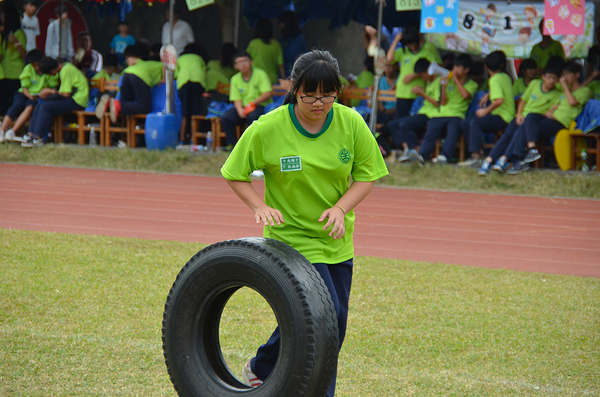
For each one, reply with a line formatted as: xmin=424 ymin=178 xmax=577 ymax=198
xmin=174 ymin=43 xmax=208 ymax=144
xmin=96 ymin=44 xmax=163 ymax=123
xmin=350 ymin=56 xmax=375 ymax=108
xmin=460 ymin=51 xmax=515 ymax=168
xmin=582 ymin=69 xmax=600 ymax=100
xmin=0 ymin=50 xmax=56 ymax=143
xmin=376 ymin=61 xmax=399 ymax=125
xmin=386 ymin=26 xmax=441 ymax=120
xmin=479 ymin=65 xmax=562 ymax=175
xmin=530 ymin=19 xmax=565 ymax=71
xmin=384 ymin=58 xmax=440 ymax=162
xmin=513 ymin=59 xmax=538 ymax=99
xmin=414 ymin=54 xmax=477 ymax=164
xmin=91 ymin=53 xmax=121 ymax=83
xmin=21 ymin=57 xmax=89 ymax=147
xmin=220 ymin=51 xmax=273 ymax=149
xmin=71 ymin=32 xmax=103 ymax=79
xmin=506 ymin=61 xmax=591 ymax=174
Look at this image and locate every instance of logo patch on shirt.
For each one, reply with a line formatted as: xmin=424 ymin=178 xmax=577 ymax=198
xmin=280 ymin=156 xmax=302 ymax=172
xmin=338 ymin=148 xmax=351 ymax=164
xmin=531 ymin=94 xmax=538 ymax=100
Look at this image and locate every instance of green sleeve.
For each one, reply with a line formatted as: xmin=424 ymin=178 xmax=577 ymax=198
xmin=229 ymin=74 xmax=241 ymax=102
xmin=59 ymin=69 xmax=74 ymax=95
xmin=351 ymin=114 xmax=389 ymax=182
xmin=258 ymin=70 xmax=273 ymax=94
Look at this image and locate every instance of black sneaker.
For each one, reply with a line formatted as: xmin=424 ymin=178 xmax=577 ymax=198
xmin=506 ymin=160 xmax=530 ymax=175
xmin=523 ymin=148 xmax=541 ymax=163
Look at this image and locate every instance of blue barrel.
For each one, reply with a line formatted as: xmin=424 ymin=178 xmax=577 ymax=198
xmin=145 ymin=113 xmax=178 ymax=150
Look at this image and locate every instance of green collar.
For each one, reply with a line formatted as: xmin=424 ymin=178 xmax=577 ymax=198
xmin=288 ymin=103 xmax=334 ymax=138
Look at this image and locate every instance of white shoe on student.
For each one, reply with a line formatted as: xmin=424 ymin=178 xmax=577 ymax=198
xmin=4 ymin=130 xmax=15 ymax=142
xmin=241 ymin=359 xmax=263 ymax=387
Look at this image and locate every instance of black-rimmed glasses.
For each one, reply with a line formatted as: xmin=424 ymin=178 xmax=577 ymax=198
xmin=299 ymin=94 xmax=337 ymax=104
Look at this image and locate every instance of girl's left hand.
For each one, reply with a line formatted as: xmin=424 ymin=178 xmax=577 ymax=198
xmin=318 ymin=207 xmax=346 ymax=240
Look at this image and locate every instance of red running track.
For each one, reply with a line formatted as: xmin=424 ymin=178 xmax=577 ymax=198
xmin=1 ymin=163 xmax=599 ymax=277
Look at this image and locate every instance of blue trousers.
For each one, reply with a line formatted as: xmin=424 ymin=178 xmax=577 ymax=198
xmin=220 ymin=105 xmax=264 ymax=146
xmin=394 ymin=98 xmax=414 ymax=120
xmin=28 ymin=97 xmax=83 ymax=141
xmin=389 ymin=114 xmax=429 ymax=149
xmin=506 ymin=113 xmax=564 ymax=160
xmin=6 ymin=92 xmax=38 ymax=120
xmin=419 ymin=117 xmax=462 ymax=159
xmin=489 ymin=119 xmax=521 ymax=161
xmin=120 ymin=73 xmax=152 ymax=115
xmin=251 ymin=259 xmax=353 ymax=397
xmin=461 ymin=114 xmax=508 ymax=154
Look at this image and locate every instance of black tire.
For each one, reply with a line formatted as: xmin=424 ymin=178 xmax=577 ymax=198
xmin=162 ymin=237 xmax=339 ymax=397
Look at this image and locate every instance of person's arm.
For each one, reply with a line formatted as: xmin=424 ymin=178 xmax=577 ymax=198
xmin=10 ymin=33 xmax=26 ymax=58
xmin=559 ymin=76 xmax=579 ymax=106
xmin=440 ymin=79 xmax=449 ymax=106
xmin=318 ymin=181 xmax=375 ymax=240
xmin=386 ymin=32 xmax=402 ymax=64
xmin=253 ymin=90 xmax=273 ymax=106
xmin=583 ymin=70 xmax=600 ymax=86
xmin=278 ymin=63 xmax=285 ymax=79
xmin=515 ymin=99 xmax=527 ymax=125
xmin=412 ymin=85 xmax=439 ymax=107
xmin=476 ymin=98 xmax=503 ymax=117
xmin=453 ymin=75 xmax=472 ymax=100
xmin=226 ymin=180 xmax=284 ymax=226
xmin=233 ymin=99 xmax=246 ymax=118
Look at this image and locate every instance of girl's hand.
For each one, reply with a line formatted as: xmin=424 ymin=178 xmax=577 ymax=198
xmin=478 ymin=93 xmax=489 ymax=108
xmin=318 ymin=207 xmax=346 ymax=240
xmin=516 ymin=114 xmax=524 ymax=125
xmin=402 ymin=73 xmax=415 ymax=84
xmin=559 ymin=76 xmax=568 ymax=87
xmin=411 ymin=86 xmax=425 ymax=96
xmin=254 ymin=205 xmax=284 ymax=227
xmin=475 ymin=108 xmax=488 ymax=118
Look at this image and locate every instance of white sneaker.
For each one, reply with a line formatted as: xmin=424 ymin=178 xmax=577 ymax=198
xmin=4 ymin=129 xmax=15 ymax=141
xmin=431 ymin=154 xmax=447 ymax=165
xmin=0 ymin=130 xmax=4 ymax=143
xmin=95 ymin=94 xmax=110 ymax=120
xmin=241 ymin=359 xmax=262 ymax=387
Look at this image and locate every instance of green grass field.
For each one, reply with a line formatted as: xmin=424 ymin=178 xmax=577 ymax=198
xmin=1 ymin=144 xmax=599 ymax=199
xmin=1 ymin=229 xmax=598 ymax=396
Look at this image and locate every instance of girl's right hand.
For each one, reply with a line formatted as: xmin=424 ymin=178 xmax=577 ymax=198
xmin=516 ymin=114 xmax=524 ymax=125
xmin=254 ymin=205 xmax=284 ymax=226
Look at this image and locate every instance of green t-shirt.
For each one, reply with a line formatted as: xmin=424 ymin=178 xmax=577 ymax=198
xmin=553 ymin=86 xmax=591 ymax=128
xmin=489 ymin=72 xmax=515 ymax=123
xmin=59 ymin=63 xmax=89 ymax=108
xmin=91 ymin=69 xmax=121 ymax=82
xmin=123 ymin=59 xmax=163 ymax=87
xmin=175 ymin=53 xmax=207 ymax=90
xmin=207 ymin=60 xmax=236 ymax=81
xmin=520 ymin=79 xmax=561 ymax=118
xmin=436 ymin=78 xmax=478 ymax=119
xmin=393 ymin=42 xmax=441 ymax=99
xmin=417 ymin=78 xmax=441 ymax=118
xmin=1 ymin=29 xmax=27 ymax=79
xmin=229 ymin=67 xmax=273 ymax=106
xmin=206 ymin=68 xmax=229 ymax=92
xmin=588 ymin=80 xmax=600 ymax=100
xmin=19 ymin=64 xmax=46 ymax=95
xmin=513 ymin=77 xmax=528 ymax=98
xmin=530 ymin=40 xmax=565 ymax=69
xmin=221 ymin=103 xmax=389 ymax=264
xmin=350 ymin=70 xmax=375 ymax=107
xmin=246 ymin=38 xmax=284 ymax=84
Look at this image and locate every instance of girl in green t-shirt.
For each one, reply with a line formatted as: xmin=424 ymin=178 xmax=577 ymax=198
xmin=222 ymin=50 xmax=388 ymax=396
xmin=0 ymin=8 xmax=27 ymax=115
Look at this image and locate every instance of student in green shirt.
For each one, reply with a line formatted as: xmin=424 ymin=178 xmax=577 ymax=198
xmin=222 ymin=50 xmax=388 ymax=396
xmin=386 ymin=58 xmax=440 ymax=162
xmin=513 ymin=58 xmax=537 ymax=98
xmin=507 ymin=61 xmax=591 ymax=174
xmin=482 ymin=66 xmax=562 ymax=175
xmin=386 ymin=26 xmax=441 ymax=120
xmin=0 ymin=50 xmax=52 ymax=143
xmin=416 ymin=54 xmax=477 ymax=164
xmin=460 ymin=51 xmax=515 ymax=169
xmin=96 ymin=44 xmax=163 ymax=123
xmin=220 ymin=51 xmax=273 ymax=148
xmin=246 ymin=18 xmax=285 ymax=84
xmin=582 ymin=69 xmax=600 ymax=100
xmin=0 ymin=8 xmax=27 ymax=115
xmin=174 ymin=43 xmax=207 ymax=143
xmin=22 ymin=58 xmax=89 ymax=147
xmin=530 ymin=19 xmax=565 ymax=71
xmin=91 ymin=53 xmax=121 ymax=83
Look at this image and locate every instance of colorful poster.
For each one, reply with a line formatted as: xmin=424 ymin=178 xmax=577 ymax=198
xmin=426 ymin=0 xmax=595 ymax=58
xmin=544 ymin=0 xmax=585 ymax=35
xmin=421 ymin=0 xmax=460 ymax=33
xmin=185 ymin=0 xmax=215 ymax=11
xmin=396 ymin=0 xmax=422 ymax=11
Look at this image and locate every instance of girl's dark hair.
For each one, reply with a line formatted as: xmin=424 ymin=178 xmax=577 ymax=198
xmin=454 ymin=53 xmax=473 ymax=71
xmin=123 ymin=44 xmax=141 ymax=59
xmin=279 ymin=10 xmax=301 ymax=39
xmin=254 ymin=18 xmax=273 ymax=45
xmin=2 ymin=8 xmax=22 ymax=42
xmin=546 ymin=55 xmax=566 ymax=72
xmin=25 ymin=49 xmax=44 ymax=65
xmin=183 ymin=43 xmax=209 ymax=64
xmin=284 ymin=50 xmax=342 ymax=105
xmin=40 ymin=56 xmax=59 ymax=74
xmin=103 ymin=53 xmax=119 ymax=67
xmin=220 ymin=43 xmax=236 ymax=69
xmin=414 ymin=58 xmax=431 ymax=74
xmin=364 ymin=56 xmax=375 ymax=74
xmin=563 ymin=60 xmax=582 ymax=75
xmin=233 ymin=50 xmax=252 ymax=62
xmin=402 ymin=26 xmax=421 ymax=47
xmin=484 ymin=51 xmax=506 ymax=72
xmin=518 ymin=58 xmax=537 ymax=76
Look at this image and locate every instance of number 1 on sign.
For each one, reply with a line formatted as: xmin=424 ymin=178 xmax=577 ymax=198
xmin=396 ymin=0 xmax=422 ymax=11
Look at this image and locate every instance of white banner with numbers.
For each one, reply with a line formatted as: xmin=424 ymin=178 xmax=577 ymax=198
xmin=426 ymin=0 xmax=595 ymax=58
